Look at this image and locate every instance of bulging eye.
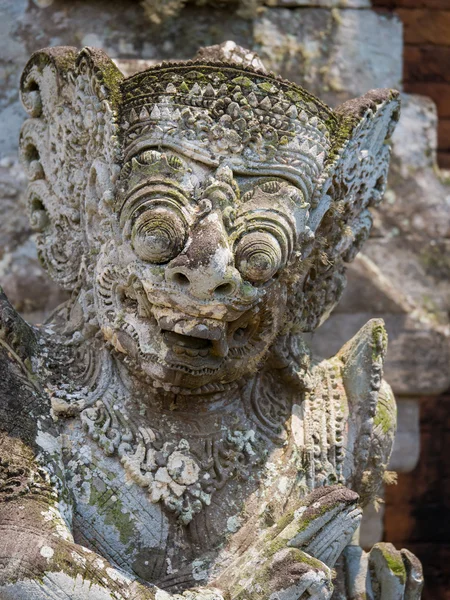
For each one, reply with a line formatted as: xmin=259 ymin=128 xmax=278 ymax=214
xmin=131 ymin=208 xmax=186 ymax=263
xmin=235 ymin=231 xmax=282 ymax=284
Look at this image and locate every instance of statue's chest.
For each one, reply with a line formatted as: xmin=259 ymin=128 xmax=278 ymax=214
xmin=61 ymin=417 xmax=279 ymax=586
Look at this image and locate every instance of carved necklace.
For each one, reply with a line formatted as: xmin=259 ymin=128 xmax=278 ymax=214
xmin=46 ymin=333 xmax=293 ymax=524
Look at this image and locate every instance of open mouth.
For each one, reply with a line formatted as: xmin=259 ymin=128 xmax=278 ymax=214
xmin=113 ymin=281 xmax=262 ymax=374
xmin=155 ymin=305 xmax=257 ymax=362
xmin=162 ymin=330 xmax=212 ymax=357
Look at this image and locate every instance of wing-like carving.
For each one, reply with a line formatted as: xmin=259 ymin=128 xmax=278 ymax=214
xmin=294 ymin=89 xmax=401 ymax=331
xmin=19 ymin=47 xmax=123 ymax=289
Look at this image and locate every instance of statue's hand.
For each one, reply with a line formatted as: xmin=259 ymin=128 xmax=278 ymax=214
xmin=215 ymin=485 xmax=361 ymax=600
xmin=344 ymin=542 xmax=423 ymax=600
xmin=368 ymin=543 xmax=424 ymax=600
xmin=278 ymin=485 xmax=362 ymax=567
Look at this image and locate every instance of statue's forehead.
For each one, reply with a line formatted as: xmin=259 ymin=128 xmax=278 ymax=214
xmin=120 ymin=147 xmax=303 ymax=201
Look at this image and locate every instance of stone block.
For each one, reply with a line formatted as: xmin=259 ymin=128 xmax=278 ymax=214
xmin=390 ymin=93 xmax=438 ymax=173
xmin=388 ymin=398 xmax=420 ymax=473
xmin=253 ymin=8 xmax=402 ymax=105
xmin=360 ymin=494 xmax=385 ymax=550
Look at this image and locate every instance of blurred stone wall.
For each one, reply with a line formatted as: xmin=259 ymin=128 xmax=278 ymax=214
xmin=0 ymin=1 xmax=449 ymax=596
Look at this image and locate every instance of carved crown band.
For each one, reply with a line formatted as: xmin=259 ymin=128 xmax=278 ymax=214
xmin=120 ymin=63 xmax=337 ymax=200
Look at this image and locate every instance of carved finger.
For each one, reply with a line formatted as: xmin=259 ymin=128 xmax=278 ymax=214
xmin=368 ymin=543 xmax=406 ymax=600
xmin=344 ymin=545 xmax=375 ymax=600
xmin=305 ymin=506 xmax=362 ymax=567
xmin=281 ymin=486 xmax=360 ymax=567
xmin=401 ymin=548 xmax=424 ymax=600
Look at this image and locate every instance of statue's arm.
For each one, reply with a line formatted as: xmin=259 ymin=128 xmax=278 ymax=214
xmin=0 ymin=289 xmax=224 ymax=600
xmin=337 ymin=319 xmax=424 ymax=599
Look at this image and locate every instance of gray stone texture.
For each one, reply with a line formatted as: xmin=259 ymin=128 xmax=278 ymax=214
xmin=0 ymin=1 xmax=448 ymax=493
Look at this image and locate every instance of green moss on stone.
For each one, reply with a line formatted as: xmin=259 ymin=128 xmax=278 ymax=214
xmin=89 ymin=483 xmax=136 ymax=546
xmin=383 ymin=550 xmax=406 ymax=584
xmin=374 ymin=398 xmax=394 ymax=435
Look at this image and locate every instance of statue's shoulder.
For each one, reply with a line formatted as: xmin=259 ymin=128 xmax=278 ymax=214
xmin=0 ymin=286 xmax=38 ymax=372
xmin=0 ymin=287 xmax=47 ymax=429
xmin=308 ymin=319 xmax=396 ymax=505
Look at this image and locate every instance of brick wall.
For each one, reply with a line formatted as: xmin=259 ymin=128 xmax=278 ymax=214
xmin=372 ymin=0 xmax=450 ymax=169
xmin=384 ymin=394 xmax=450 ymax=600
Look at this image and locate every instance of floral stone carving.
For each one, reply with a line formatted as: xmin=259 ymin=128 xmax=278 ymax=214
xmin=0 ymin=42 xmax=423 ymax=599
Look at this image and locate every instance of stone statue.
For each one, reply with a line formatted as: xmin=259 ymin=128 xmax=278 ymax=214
xmin=0 ymin=42 xmax=423 ymax=599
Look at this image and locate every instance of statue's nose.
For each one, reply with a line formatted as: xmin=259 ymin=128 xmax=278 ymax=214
xmin=165 ymin=213 xmax=241 ymax=300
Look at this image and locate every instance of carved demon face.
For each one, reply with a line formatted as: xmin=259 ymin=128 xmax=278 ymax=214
xmin=19 ymin=47 xmax=399 ymax=396
xmin=94 ymin=150 xmax=310 ymax=390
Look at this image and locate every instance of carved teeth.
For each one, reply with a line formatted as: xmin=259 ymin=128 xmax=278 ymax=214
xmin=130 ymin=108 xmax=138 ymax=123
xmin=160 ymin=106 xmax=172 ymax=120
xmin=272 ymin=102 xmax=284 ymax=115
xmin=287 ymin=105 xmax=298 ymax=119
xmin=247 ymin=92 xmax=258 ymax=107
xmin=299 ymin=110 xmax=308 ymax=123
xmin=227 ymin=102 xmax=241 ymax=119
xmin=166 ymin=83 xmax=177 ymax=94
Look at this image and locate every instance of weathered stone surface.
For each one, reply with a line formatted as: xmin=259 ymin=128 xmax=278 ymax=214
xmin=0 ymin=3 xmax=446 ymax=592
xmin=253 ymin=8 xmax=402 ymax=105
xmin=0 ymin=157 xmax=68 ymax=322
xmin=0 ymin=39 xmax=419 ymax=599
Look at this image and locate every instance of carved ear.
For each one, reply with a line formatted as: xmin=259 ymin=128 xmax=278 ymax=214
xmin=296 ymin=89 xmax=400 ymax=331
xmin=19 ymin=47 xmax=123 ymax=290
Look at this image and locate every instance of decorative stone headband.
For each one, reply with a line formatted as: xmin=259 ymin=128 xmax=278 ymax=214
xmin=120 ymin=63 xmax=337 ymax=202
